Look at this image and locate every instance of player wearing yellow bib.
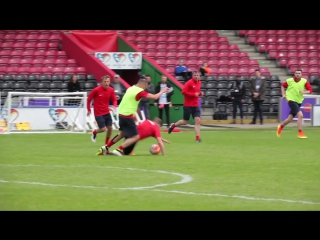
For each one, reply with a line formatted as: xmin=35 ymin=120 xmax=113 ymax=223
xmin=111 ymin=78 xmax=169 ymax=156
xmin=277 ymin=69 xmax=313 ymax=138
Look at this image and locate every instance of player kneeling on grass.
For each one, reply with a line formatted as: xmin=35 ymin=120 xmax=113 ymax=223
xmin=277 ymin=69 xmax=312 ymax=139
xmin=97 ymin=117 xmax=171 ymax=156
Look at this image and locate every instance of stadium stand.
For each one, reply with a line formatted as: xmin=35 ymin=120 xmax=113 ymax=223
xmin=0 ymin=30 xmax=97 ymax=105
xmin=2 ymin=30 xmax=318 ymax=120
xmin=118 ymin=30 xmax=279 ymax=118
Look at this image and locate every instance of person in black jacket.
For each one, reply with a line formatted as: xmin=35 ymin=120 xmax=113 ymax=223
xmin=67 ymin=74 xmax=81 ymax=106
xmin=229 ymin=75 xmax=246 ymax=124
xmin=154 ymin=75 xmax=174 ymax=127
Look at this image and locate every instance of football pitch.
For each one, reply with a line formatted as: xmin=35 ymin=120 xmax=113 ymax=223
xmin=0 ymin=126 xmax=320 ymax=210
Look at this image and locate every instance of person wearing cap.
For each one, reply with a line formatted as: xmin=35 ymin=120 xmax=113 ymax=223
xmin=229 ymin=75 xmax=246 ymax=124
xmin=110 ymin=74 xmax=126 ymax=105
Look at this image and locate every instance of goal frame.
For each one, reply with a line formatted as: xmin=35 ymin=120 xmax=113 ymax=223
xmin=1 ymin=91 xmax=88 ymax=134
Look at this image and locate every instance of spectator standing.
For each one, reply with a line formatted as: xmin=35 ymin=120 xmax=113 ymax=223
xmin=229 ymin=75 xmax=246 ymax=124
xmin=250 ymin=69 xmax=266 ymax=125
xmin=154 ymin=75 xmax=174 ymax=127
xmin=110 ymin=74 xmax=126 ymax=105
xmin=67 ymin=74 xmax=81 ymax=105
xmin=138 ymin=74 xmax=154 ymax=119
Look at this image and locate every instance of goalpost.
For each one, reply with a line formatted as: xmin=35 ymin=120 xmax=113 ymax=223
xmin=0 ymin=91 xmax=88 ymax=134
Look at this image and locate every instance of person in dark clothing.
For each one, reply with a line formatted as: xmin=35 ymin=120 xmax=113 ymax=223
xmin=138 ymin=74 xmax=154 ymax=119
xmin=229 ymin=75 xmax=246 ymax=124
xmin=67 ymin=74 xmax=81 ymax=106
xmin=250 ymin=69 xmax=266 ymax=125
xmin=154 ymin=75 xmax=174 ymax=127
xmin=110 ymin=74 xmax=126 ymax=105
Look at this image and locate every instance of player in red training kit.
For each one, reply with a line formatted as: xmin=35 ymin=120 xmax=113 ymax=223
xmin=168 ymin=71 xmax=204 ymax=142
xmin=87 ymin=75 xmax=118 ymax=145
xmin=96 ymin=117 xmax=171 ymax=156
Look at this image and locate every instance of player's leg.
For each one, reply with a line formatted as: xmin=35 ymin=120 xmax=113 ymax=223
xmin=239 ymin=100 xmax=244 ymax=124
xmin=277 ymin=101 xmax=298 ymax=137
xmin=112 ymin=117 xmax=139 ymax=156
xmin=158 ymin=107 xmax=163 ymax=123
xmin=97 ymin=132 xmax=125 ymax=155
xmin=168 ymin=106 xmax=190 ymax=134
xmin=296 ymin=104 xmax=307 ymax=138
xmin=91 ymin=116 xmax=107 ymax=143
xmin=123 ymin=142 xmax=137 ymax=155
xmin=145 ymin=102 xmax=150 ymax=120
xmin=104 ymin=114 xmax=113 ymax=145
xmin=164 ymin=104 xmax=170 ymax=127
xmin=192 ymin=107 xmax=202 ymax=142
xmin=232 ymin=99 xmax=237 ymax=123
xmin=258 ymin=100 xmax=263 ymax=124
xmin=250 ymin=101 xmax=258 ymax=124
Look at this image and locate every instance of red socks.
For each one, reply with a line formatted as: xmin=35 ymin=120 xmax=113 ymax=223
xmin=107 ymin=140 xmax=115 ymax=148
xmin=298 ymin=129 xmax=302 ymax=133
xmin=105 ymin=137 xmax=109 ymax=145
xmin=118 ymin=146 xmax=124 ymax=151
xmin=196 ymin=136 xmax=200 ymax=140
xmin=93 ymin=130 xmax=97 ymax=135
xmin=280 ymin=125 xmax=284 ymax=130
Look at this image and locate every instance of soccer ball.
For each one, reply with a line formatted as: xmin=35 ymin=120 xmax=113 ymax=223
xmin=149 ymin=144 xmax=160 ymax=155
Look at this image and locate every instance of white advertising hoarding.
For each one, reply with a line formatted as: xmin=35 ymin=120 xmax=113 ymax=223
xmin=95 ymin=52 xmax=142 ymax=69
xmin=0 ymin=107 xmax=88 ymax=131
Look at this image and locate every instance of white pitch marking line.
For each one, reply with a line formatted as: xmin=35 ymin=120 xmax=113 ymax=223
xmin=0 ymin=164 xmax=193 ymax=190
xmin=150 ymin=189 xmax=320 ymax=205
xmin=0 ymin=164 xmax=319 ymax=205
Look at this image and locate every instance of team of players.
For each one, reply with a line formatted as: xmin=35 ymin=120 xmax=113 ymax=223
xmin=88 ymin=69 xmax=312 ymax=156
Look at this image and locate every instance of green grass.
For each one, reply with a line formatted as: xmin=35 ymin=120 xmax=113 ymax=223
xmin=0 ymin=127 xmax=320 ymax=210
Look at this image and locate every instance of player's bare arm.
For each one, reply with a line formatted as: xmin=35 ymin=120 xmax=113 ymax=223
xmin=156 ymin=137 xmax=166 ymax=155
xmin=281 ymin=85 xmax=286 ymax=98
xmin=161 ymin=137 xmax=171 ymax=144
xmin=146 ymin=87 xmax=169 ymax=100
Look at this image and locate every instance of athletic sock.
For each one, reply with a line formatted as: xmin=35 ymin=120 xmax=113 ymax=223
xmin=105 ymin=137 xmax=109 ymax=145
xmin=93 ymin=130 xmax=97 ymax=135
xmin=298 ymin=129 xmax=302 ymax=133
xmin=196 ymin=135 xmax=200 ymax=140
xmin=117 ymin=146 xmax=124 ymax=151
xmin=280 ymin=125 xmax=284 ymax=129
xmin=107 ymin=140 xmax=115 ymax=148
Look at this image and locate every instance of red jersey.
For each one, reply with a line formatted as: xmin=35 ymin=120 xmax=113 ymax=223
xmin=119 ymin=91 xmax=149 ymax=118
xmin=87 ymin=86 xmax=118 ymax=116
xmin=137 ymin=120 xmax=161 ymax=140
xmin=182 ymin=78 xmax=202 ymax=107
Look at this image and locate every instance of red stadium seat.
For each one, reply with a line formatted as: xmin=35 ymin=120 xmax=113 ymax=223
xmin=36 ymin=42 xmax=48 ymax=50
xmin=2 ymin=42 xmax=14 ymax=50
xmin=76 ymin=67 xmax=86 ymax=75
xmin=0 ymin=58 xmax=9 ymax=67
xmin=41 ymin=67 xmax=53 ymax=74
xmin=6 ymin=66 xmax=19 ymax=74
xmin=18 ymin=66 xmax=30 ymax=75
xmin=8 ymin=58 xmax=21 ymax=67
xmin=52 ymin=67 xmax=64 ymax=75
xmin=64 ymin=67 xmax=76 ymax=75
xmin=43 ymin=59 xmax=55 ymax=67
xmin=20 ymin=58 xmax=33 ymax=67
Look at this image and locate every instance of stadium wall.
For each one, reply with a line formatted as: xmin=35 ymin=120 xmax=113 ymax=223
xmin=61 ymin=31 xmax=130 ymax=88
xmin=117 ymin=35 xmax=196 ymax=124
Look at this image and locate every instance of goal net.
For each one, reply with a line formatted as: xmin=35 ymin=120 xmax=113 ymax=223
xmin=0 ymin=91 xmax=88 ymax=134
